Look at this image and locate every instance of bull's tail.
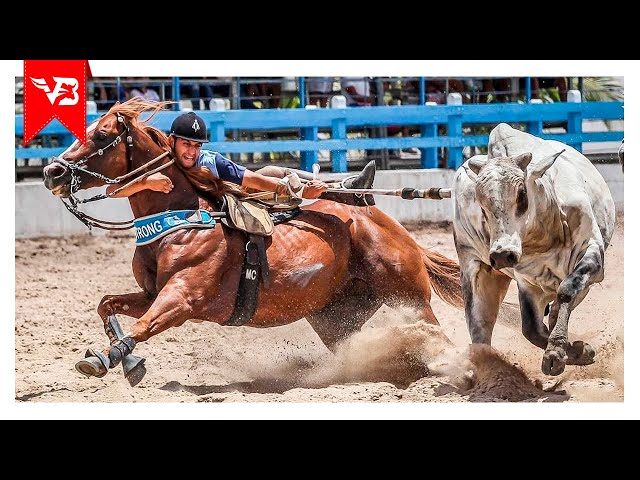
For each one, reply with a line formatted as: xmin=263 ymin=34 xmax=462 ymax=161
xmin=421 ymin=247 xmax=464 ymax=310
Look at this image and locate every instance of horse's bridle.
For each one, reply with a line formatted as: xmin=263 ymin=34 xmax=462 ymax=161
xmin=52 ymin=113 xmax=174 ymax=230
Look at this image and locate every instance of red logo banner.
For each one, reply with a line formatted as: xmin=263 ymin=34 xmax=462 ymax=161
xmin=23 ymin=60 xmax=91 ymax=145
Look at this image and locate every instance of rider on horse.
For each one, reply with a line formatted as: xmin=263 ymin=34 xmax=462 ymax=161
xmin=106 ymin=111 xmax=376 ymax=205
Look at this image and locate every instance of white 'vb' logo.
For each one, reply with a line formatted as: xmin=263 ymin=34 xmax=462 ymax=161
xmin=30 ymin=77 xmax=79 ymax=106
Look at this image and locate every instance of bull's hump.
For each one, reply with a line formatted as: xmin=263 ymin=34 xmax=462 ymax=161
xmin=488 ymin=123 xmax=542 ymax=159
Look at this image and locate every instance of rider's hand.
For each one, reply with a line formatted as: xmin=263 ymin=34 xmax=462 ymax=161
xmin=301 ymin=180 xmax=328 ymax=199
xmin=148 ymin=172 xmax=173 ymax=193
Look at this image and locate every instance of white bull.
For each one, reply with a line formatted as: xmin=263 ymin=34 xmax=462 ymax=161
xmin=452 ymin=123 xmax=616 ymax=375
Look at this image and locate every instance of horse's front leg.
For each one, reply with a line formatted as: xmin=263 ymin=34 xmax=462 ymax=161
xmin=76 ymin=291 xmax=155 ymax=384
xmin=97 ymin=291 xmax=156 ymax=344
xmin=103 ymin=283 xmax=197 ymax=374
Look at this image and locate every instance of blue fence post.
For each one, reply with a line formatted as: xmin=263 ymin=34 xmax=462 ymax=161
xmin=172 ymin=77 xmax=181 ymax=111
xmin=298 ymin=76 xmax=306 ymax=109
xmin=567 ymin=89 xmax=583 ymax=152
xmin=330 ymin=95 xmax=347 ymax=172
xmin=208 ymin=99 xmax=226 ymax=151
xmin=301 ymin=105 xmax=318 ymax=171
xmin=447 ymin=93 xmax=463 ymax=169
xmin=525 ymin=77 xmax=531 ymax=103
xmin=420 ymin=101 xmax=438 ymax=168
xmin=527 ymin=98 xmax=544 ymax=136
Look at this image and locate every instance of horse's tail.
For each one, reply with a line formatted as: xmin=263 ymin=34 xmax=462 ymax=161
xmin=421 ymin=247 xmax=464 ymax=310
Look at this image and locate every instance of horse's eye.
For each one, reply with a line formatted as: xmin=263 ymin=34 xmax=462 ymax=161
xmin=93 ymin=132 xmax=111 ymax=148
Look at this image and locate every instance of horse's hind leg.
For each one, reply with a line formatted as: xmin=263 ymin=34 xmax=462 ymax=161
xmin=306 ymin=279 xmax=382 ymax=352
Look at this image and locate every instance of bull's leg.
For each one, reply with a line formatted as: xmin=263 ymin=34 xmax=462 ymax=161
xmin=460 ymin=255 xmax=512 ymax=344
xmin=542 ymin=242 xmax=603 ymax=375
xmin=517 ymin=284 xmax=550 ymax=349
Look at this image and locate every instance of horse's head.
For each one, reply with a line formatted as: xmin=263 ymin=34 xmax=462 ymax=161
xmin=43 ymin=98 xmax=172 ymax=197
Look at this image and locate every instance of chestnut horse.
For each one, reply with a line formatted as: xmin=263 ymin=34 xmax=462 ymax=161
xmin=42 ymin=99 xmax=463 ymax=386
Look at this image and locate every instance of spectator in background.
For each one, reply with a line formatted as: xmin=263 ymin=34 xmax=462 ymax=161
xmin=94 ymin=79 xmax=127 ymax=111
xmin=239 ymin=80 xmax=267 ymax=109
xmin=425 ymin=79 xmax=469 ymax=103
xmin=182 ymin=78 xmax=214 ymax=110
xmin=279 ymin=77 xmax=299 ymax=108
xmin=307 ymin=77 xmax=333 ymax=107
xmin=531 ymin=77 xmax=568 ymax=102
xmin=342 ymin=77 xmax=373 ymax=106
xmin=211 ymin=77 xmax=231 ymax=103
xmin=129 ymin=80 xmax=160 ymax=102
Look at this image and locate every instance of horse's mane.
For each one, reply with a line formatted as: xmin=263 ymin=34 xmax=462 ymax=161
xmin=108 ymin=97 xmax=246 ymax=203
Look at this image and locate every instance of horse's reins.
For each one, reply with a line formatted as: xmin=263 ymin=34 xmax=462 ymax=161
xmin=52 ymin=113 xmax=175 ymax=230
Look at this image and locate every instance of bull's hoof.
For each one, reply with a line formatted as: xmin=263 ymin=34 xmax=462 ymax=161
xmin=75 ymin=349 xmax=108 ymax=378
xmin=542 ymin=348 xmax=567 ymax=376
xmin=566 ymin=341 xmax=596 ymax=366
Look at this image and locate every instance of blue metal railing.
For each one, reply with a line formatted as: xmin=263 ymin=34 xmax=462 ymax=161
xmin=15 ymin=101 xmax=623 ymax=172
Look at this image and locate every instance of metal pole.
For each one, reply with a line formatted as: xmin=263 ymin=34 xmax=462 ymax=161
xmin=525 ymin=77 xmax=531 ymax=102
xmin=172 ymin=77 xmax=181 ymax=111
xmin=419 ymin=76 xmax=425 ymax=105
xmin=324 ymin=186 xmax=451 ymax=199
xmin=578 ymin=77 xmax=584 ymax=99
xmin=298 ymin=76 xmax=305 ymax=108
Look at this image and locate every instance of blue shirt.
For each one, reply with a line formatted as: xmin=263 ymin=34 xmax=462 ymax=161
xmin=196 ymin=150 xmax=246 ymax=185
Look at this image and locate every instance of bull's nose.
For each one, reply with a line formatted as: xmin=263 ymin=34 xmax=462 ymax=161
xmin=490 ymin=250 xmax=520 ymax=269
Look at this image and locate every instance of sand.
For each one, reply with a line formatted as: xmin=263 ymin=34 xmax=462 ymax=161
xmin=14 ymin=214 xmax=624 ymax=414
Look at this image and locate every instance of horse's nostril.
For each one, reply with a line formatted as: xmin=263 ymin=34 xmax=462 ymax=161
xmin=44 ymin=163 xmax=67 ymax=179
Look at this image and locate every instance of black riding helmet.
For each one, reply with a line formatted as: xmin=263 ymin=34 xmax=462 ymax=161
xmin=170 ymin=112 xmax=208 ymax=143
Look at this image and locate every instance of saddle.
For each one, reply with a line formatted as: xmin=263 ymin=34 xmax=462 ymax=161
xmin=219 ymin=193 xmax=301 ymax=327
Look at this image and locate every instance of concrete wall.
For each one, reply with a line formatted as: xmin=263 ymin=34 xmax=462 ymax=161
xmin=16 ymin=165 xmax=624 ymax=238
xmin=594 ymin=163 xmax=624 ymax=213
xmin=360 ymin=169 xmax=455 ymax=224
xmin=15 ymin=183 xmax=134 ymax=238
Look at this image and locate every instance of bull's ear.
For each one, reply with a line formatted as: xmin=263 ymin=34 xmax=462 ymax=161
xmin=513 ymin=152 xmax=533 ymax=172
xmin=527 ymin=149 xmax=565 ymax=180
xmin=468 ymin=156 xmax=488 ymax=175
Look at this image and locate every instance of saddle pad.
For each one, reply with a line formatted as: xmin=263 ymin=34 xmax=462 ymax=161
xmin=224 ymin=193 xmax=274 ymax=236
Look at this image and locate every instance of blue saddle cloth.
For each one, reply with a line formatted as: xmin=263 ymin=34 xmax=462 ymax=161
xmin=134 ymin=209 xmax=216 ymax=246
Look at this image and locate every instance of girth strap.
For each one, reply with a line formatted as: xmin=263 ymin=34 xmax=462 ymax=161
xmin=224 ymin=234 xmax=270 ymax=327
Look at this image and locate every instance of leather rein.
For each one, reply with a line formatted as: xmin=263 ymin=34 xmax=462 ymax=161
xmin=52 ymin=113 xmax=174 ymax=231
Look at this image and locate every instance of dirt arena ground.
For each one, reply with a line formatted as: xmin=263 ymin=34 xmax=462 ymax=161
xmin=15 ymin=214 xmax=624 ymax=410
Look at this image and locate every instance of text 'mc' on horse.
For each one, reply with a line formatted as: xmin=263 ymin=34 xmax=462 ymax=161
xmin=42 ymin=98 xmax=463 ymax=386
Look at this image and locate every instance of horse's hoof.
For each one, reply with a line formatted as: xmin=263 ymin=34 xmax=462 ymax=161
xmin=75 ymin=356 xmax=108 ymax=378
xmin=567 ymin=341 xmax=596 ymax=366
xmin=124 ymin=360 xmax=147 ymax=387
xmin=542 ymin=349 xmax=567 ymax=376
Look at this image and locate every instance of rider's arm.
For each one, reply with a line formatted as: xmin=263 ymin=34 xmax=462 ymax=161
xmin=211 ymin=151 xmax=327 ymax=199
xmin=241 ymin=170 xmax=327 ymax=199
xmin=106 ymin=172 xmax=173 ymax=198
xmin=241 ymin=169 xmax=283 ymax=193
